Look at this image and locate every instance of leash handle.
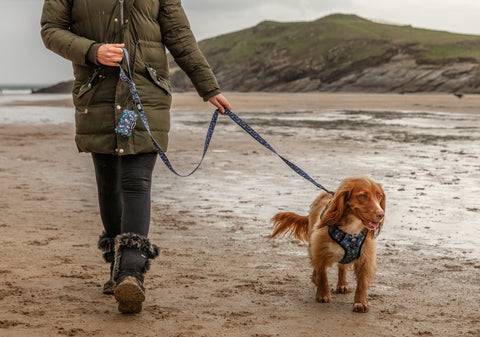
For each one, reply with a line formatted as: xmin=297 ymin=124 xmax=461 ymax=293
xmin=117 ymin=48 xmax=333 ymax=193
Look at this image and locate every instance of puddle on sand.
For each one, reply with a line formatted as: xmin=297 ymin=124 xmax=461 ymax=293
xmin=172 ymin=109 xmax=480 ymax=145
xmin=160 ymin=109 xmax=480 ymax=259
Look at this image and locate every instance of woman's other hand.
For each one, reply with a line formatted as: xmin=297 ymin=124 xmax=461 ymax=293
xmin=208 ymin=94 xmax=232 ymax=114
xmin=97 ymin=44 xmax=125 ymax=66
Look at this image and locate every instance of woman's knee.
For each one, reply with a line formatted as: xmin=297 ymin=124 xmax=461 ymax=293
xmin=121 ymin=154 xmax=156 ymax=193
xmin=121 ymin=175 xmax=152 ymax=193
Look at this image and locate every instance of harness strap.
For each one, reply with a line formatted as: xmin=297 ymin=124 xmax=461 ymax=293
xmin=117 ymin=48 xmax=334 ymax=194
xmin=328 ymin=226 xmax=367 ymax=264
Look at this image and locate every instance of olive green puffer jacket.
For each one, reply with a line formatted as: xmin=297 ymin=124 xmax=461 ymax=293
xmin=41 ymin=0 xmax=220 ymax=155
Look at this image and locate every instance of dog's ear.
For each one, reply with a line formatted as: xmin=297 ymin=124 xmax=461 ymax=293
xmin=319 ymin=182 xmax=352 ymax=227
xmin=379 ymin=185 xmax=386 ymax=213
xmin=376 ymin=184 xmax=386 ymax=235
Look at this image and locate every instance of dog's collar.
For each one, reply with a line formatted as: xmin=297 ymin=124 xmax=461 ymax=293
xmin=328 ymin=226 xmax=368 ymax=264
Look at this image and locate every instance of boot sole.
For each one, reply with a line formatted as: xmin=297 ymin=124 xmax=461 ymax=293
xmin=114 ymin=277 xmax=145 ymax=314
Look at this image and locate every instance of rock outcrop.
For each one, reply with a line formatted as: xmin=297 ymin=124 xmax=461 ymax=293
xmin=33 ymin=80 xmax=73 ymax=94
xmin=170 ymin=14 xmax=480 ymax=94
xmin=171 ymin=51 xmax=480 ymax=94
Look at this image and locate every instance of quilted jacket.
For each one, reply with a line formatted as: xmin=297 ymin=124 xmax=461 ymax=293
xmin=41 ymin=0 xmax=220 ymax=154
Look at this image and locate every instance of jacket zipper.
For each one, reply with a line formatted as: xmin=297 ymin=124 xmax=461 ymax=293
xmin=119 ymin=0 xmax=124 ymax=25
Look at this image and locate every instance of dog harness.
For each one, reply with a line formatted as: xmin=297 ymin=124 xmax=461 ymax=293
xmin=328 ymin=226 xmax=367 ymax=264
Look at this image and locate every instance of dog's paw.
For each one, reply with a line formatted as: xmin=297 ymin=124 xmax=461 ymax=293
xmin=335 ymin=285 xmax=353 ymax=294
xmin=353 ymin=302 xmax=369 ymax=313
xmin=316 ymin=295 xmax=330 ymax=303
xmin=315 ymin=289 xmax=331 ymax=303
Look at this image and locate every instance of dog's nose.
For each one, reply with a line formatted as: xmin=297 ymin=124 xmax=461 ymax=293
xmin=375 ymin=210 xmax=384 ymax=220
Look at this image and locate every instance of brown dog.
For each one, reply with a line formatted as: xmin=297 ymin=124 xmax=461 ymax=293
xmin=271 ymin=177 xmax=385 ymax=312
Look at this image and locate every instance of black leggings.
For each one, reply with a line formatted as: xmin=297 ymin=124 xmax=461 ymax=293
xmin=92 ymin=153 xmax=157 ymax=237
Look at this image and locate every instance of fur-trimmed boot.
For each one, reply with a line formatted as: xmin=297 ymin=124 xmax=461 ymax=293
xmin=98 ymin=232 xmax=116 ymax=295
xmin=113 ymin=233 xmax=160 ymax=314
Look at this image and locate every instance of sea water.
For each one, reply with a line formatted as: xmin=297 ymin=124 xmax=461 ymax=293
xmin=0 ymin=92 xmax=74 ymax=124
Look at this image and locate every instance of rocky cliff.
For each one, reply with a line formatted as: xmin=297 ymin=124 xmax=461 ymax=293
xmin=171 ymin=14 xmax=480 ymax=94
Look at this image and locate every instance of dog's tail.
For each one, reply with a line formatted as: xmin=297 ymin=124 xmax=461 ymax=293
xmin=270 ymin=212 xmax=309 ymax=242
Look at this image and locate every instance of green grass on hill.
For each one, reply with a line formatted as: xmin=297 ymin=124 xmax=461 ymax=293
xmin=198 ymin=14 xmax=480 ymax=67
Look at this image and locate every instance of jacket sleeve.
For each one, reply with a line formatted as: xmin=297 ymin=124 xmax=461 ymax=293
xmin=40 ymin=0 xmax=97 ymax=66
xmin=158 ymin=0 xmax=221 ymax=101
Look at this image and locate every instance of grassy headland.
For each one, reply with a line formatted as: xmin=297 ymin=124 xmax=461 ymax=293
xmin=171 ymin=14 xmax=480 ymax=93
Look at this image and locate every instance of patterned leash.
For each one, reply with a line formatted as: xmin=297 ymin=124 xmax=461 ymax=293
xmin=116 ymin=48 xmax=333 ymax=195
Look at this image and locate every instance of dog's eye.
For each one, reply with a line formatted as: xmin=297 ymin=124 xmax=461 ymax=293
xmin=378 ymin=194 xmax=384 ymax=201
xmin=358 ymin=194 xmax=368 ymax=200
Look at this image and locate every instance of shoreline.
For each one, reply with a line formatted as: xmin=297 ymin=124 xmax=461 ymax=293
xmin=2 ymin=91 xmax=480 ymax=115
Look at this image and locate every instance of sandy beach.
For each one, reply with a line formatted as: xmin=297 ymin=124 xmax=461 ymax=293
xmin=0 ymin=92 xmax=479 ymax=336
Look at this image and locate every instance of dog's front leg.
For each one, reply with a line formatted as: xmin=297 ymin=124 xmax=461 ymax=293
xmin=312 ymin=267 xmax=330 ymax=303
xmin=336 ymin=263 xmax=353 ymax=294
xmin=352 ymin=256 xmax=376 ymax=313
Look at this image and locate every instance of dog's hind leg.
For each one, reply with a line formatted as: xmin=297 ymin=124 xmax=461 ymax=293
xmin=336 ymin=263 xmax=353 ymax=294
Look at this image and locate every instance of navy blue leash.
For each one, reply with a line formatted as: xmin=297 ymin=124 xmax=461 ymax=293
xmin=222 ymin=109 xmax=333 ymax=194
xmin=117 ymin=48 xmax=334 ymax=195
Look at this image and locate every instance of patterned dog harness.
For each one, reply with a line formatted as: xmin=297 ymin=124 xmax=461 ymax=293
xmin=328 ymin=226 xmax=367 ymax=264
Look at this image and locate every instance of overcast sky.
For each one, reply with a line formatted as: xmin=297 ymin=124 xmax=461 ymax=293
xmin=1 ymin=0 xmax=480 ymax=85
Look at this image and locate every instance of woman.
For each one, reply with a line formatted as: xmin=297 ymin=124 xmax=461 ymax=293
xmin=41 ymin=0 xmax=232 ymax=314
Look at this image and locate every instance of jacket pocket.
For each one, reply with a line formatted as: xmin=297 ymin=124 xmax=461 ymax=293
xmin=145 ymin=64 xmax=171 ymax=96
xmin=77 ymin=68 xmax=100 ymax=99
xmin=74 ymin=68 xmax=105 ymax=114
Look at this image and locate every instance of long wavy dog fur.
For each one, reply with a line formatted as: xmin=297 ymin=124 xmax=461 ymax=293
xmin=271 ymin=177 xmax=386 ymax=313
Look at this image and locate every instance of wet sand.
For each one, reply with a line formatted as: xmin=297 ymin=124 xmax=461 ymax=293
xmin=7 ymin=91 xmax=480 ymax=114
xmin=0 ymin=92 xmax=479 ymax=336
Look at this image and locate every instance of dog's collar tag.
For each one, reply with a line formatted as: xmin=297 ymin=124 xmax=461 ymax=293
xmin=328 ymin=226 xmax=367 ymax=264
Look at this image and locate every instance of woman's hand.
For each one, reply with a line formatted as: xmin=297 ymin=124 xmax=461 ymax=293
xmin=97 ymin=43 xmax=125 ymax=66
xmin=208 ymin=94 xmax=232 ymax=114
